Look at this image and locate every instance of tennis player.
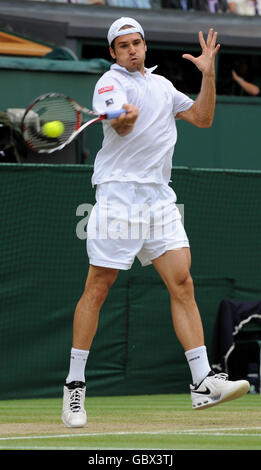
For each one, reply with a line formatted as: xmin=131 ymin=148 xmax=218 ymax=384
xmin=62 ymin=17 xmax=250 ymax=427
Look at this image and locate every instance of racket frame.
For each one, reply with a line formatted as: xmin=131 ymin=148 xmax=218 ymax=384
xmin=21 ymin=92 xmax=125 ymax=154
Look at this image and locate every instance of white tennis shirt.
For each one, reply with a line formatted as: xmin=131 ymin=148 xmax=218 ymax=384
xmin=92 ymin=63 xmax=194 ymax=186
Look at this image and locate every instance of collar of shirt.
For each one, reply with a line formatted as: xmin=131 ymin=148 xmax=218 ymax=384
xmin=111 ymin=63 xmax=158 ymax=78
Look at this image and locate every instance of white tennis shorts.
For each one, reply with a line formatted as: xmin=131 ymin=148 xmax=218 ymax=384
xmin=87 ymin=181 xmax=189 ymax=270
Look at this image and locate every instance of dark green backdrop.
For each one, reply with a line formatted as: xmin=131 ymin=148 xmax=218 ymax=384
xmin=0 ymin=164 xmax=260 ymax=399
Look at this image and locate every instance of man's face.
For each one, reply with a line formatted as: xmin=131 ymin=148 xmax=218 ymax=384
xmin=110 ymin=33 xmax=147 ymax=74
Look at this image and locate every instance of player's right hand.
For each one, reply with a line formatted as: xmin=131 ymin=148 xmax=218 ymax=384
xmin=110 ymin=103 xmax=139 ymax=136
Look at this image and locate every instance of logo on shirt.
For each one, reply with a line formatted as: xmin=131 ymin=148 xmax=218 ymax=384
xmin=98 ymin=86 xmax=114 ymax=94
xmin=105 ymin=98 xmax=114 ymax=107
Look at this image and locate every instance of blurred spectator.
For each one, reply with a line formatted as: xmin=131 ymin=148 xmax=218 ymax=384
xmin=162 ymin=0 xmax=229 ymax=11
xmin=27 ymin=0 xmax=67 ymax=2
xmin=208 ymin=0 xmax=230 ymax=11
xmin=161 ymin=0 xmax=183 ymax=8
xmin=69 ymin=0 xmax=105 ymax=3
xmin=28 ymin=1 xmax=105 ymax=3
xmin=232 ymin=69 xmax=260 ymax=95
xmin=227 ymin=0 xmax=261 ymax=14
xmin=106 ymin=0 xmax=152 ymax=7
xmin=29 ymin=0 xmax=68 ymax=2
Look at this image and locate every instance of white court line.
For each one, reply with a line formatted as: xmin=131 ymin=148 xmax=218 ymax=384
xmin=0 ymin=427 xmax=261 ymax=441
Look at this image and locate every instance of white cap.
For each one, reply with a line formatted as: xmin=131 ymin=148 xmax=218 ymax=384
xmin=107 ymin=17 xmax=145 ymax=46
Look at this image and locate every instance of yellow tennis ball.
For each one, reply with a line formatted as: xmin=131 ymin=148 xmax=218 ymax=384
xmin=42 ymin=121 xmax=64 ymax=138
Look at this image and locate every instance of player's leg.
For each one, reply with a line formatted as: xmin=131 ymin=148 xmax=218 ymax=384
xmin=72 ymin=265 xmax=119 ymax=351
xmin=152 ymin=248 xmax=249 ymax=409
xmin=152 ymin=247 xmax=209 ymax=375
xmin=62 ymin=265 xmax=118 ymax=427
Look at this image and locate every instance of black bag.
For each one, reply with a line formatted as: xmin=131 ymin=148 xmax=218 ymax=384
xmin=0 ymin=112 xmax=27 ymax=163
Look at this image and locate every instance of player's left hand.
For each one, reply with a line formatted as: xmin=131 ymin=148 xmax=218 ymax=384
xmin=182 ymin=29 xmax=220 ymax=77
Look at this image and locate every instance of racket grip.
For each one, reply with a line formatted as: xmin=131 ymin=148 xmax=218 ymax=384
xmin=106 ymin=109 xmax=126 ymax=119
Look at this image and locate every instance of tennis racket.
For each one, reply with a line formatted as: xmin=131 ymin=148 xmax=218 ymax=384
xmin=21 ymin=92 xmax=126 ymax=154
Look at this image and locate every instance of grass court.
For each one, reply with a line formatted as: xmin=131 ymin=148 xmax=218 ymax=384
xmin=0 ymin=393 xmax=260 ymax=450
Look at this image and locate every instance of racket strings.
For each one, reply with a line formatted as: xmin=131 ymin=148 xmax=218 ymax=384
xmin=23 ymin=95 xmax=81 ymax=151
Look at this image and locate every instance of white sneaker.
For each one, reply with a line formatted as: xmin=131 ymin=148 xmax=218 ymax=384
xmin=190 ymin=371 xmax=250 ymax=410
xmin=62 ymin=381 xmax=87 ymax=427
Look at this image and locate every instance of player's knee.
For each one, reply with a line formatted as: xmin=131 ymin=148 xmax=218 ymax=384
xmin=101 ymin=270 xmax=118 ymax=292
xmin=91 ymin=283 xmax=109 ymax=305
xmin=84 ymin=280 xmax=109 ymax=306
xmin=85 ymin=268 xmax=118 ymax=304
xmin=169 ymin=273 xmax=194 ymax=303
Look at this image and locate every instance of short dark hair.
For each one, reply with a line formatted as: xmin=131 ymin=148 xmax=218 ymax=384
xmin=110 ymin=38 xmax=116 ymax=52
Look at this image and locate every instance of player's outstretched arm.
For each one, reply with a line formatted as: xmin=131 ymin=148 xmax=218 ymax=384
xmin=176 ymin=28 xmax=220 ymax=128
xmin=111 ymin=103 xmax=139 ymax=136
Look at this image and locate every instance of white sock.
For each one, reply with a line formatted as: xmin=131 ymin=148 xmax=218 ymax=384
xmin=65 ymin=347 xmax=89 ymax=384
xmin=185 ymin=345 xmax=211 ymax=386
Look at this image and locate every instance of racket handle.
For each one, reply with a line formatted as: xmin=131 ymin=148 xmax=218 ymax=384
xmin=105 ymin=109 xmax=126 ymax=120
